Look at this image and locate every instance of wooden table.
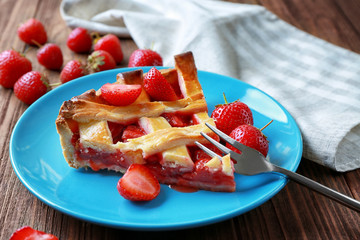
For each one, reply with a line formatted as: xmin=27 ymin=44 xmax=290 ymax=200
xmin=1 ymin=0 xmax=360 ymax=239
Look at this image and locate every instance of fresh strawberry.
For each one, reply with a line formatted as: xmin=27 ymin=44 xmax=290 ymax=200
xmin=37 ymin=43 xmax=63 ymax=70
xmin=143 ymin=67 xmax=178 ymax=101
xmin=227 ymin=124 xmax=269 ymax=157
xmin=100 ymin=83 xmax=142 ymax=106
xmin=60 ymin=60 xmax=87 ymax=83
xmin=87 ymin=50 xmax=116 ymax=72
xmin=17 ymin=18 xmax=47 ymax=45
xmin=9 ymin=226 xmax=58 ymax=240
xmin=94 ymin=34 xmax=123 ymax=64
xmin=121 ymin=125 xmax=145 ymax=142
xmin=14 ymin=71 xmax=50 ymax=105
xmin=128 ymin=49 xmax=163 ymax=67
xmin=117 ymin=164 xmax=160 ymax=201
xmin=211 ymin=96 xmax=253 ymax=135
xmin=66 ymin=27 xmax=92 ymax=53
xmin=0 ymin=50 xmax=32 ymax=88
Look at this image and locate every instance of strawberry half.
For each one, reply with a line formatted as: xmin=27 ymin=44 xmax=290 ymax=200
xmin=161 ymin=113 xmax=188 ymax=127
xmin=100 ymin=83 xmax=142 ymax=106
xmin=117 ymin=164 xmax=160 ymax=201
xmin=121 ymin=125 xmax=145 ymax=142
xmin=143 ymin=67 xmax=178 ymax=101
xmin=9 ymin=226 xmax=58 ymax=240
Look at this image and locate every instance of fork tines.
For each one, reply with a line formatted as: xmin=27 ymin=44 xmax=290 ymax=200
xmin=194 ymin=141 xmax=222 ymax=159
xmin=204 ymin=123 xmax=247 ymax=153
xmin=195 ymin=123 xmax=243 ymax=162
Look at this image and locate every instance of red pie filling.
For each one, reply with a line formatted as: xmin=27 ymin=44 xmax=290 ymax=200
xmin=67 ymin=114 xmax=235 ymax=192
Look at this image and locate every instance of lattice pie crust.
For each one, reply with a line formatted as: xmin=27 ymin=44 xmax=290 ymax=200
xmin=56 ymin=52 xmax=235 ymax=192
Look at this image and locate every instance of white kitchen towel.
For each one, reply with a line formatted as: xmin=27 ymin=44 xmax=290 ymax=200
xmin=60 ymin=0 xmax=360 ymax=172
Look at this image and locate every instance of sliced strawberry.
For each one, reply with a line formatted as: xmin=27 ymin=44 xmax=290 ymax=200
xmin=107 ymin=121 xmax=125 ymax=143
xmin=121 ymin=125 xmax=145 ymax=142
xmin=193 ymin=144 xmax=223 ymax=162
xmin=143 ymin=67 xmax=178 ymax=101
xmin=100 ymin=83 xmax=142 ymax=106
xmin=9 ymin=226 xmax=58 ymax=240
xmin=161 ymin=113 xmax=188 ymax=127
xmin=117 ymin=164 xmax=160 ymax=201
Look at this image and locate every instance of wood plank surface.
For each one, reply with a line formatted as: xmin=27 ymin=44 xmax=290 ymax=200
xmin=1 ymin=0 xmax=360 ymax=239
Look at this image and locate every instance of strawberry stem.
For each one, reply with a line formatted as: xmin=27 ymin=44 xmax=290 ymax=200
xmin=260 ymin=120 xmax=273 ymax=131
xmin=31 ymin=39 xmax=42 ymax=48
xmin=91 ymin=32 xmax=101 ymax=44
xmin=50 ymin=82 xmax=61 ymax=88
xmin=223 ymin=92 xmax=228 ymax=104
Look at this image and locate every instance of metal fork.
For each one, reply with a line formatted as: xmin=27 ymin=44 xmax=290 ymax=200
xmin=195 ymin=122 xmax=360 ymax=212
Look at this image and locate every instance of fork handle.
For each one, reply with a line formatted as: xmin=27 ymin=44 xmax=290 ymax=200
xmin=273 ymin=166 xmax=360 ymax=212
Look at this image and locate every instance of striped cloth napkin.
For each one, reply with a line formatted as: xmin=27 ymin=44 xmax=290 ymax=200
xmin=60 ymin=0 xmax=360 ymax=172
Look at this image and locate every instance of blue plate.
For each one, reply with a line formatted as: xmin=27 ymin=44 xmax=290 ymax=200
xmin=10 ymin=67 xmax=302 ymax=231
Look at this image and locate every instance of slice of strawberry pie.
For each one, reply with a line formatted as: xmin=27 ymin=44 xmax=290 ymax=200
xmin=56 ymin=52 xmax=235 ymax=192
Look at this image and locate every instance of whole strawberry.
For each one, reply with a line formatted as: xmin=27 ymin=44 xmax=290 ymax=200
xmin=0 ymin=50 xmax=32 ymax=88
xmin=67 ymin=27 xmax=92 ymax=53
xmin=128 ymin=49 xmax=163 ymax=67
xmin=17 ymin=18 xmax=47 ymax=45
xmin=100 ymin=83 xmax=142 ymax=106
xmin=227 ymin=124 xmax=269 ymax=157
xmin=211 ymin=96 xmax=253 ymax=135
xmin=94 ymin=34 xmax=123 ymax=64
xmin=143 ymin=67 xmax=178 ymax=101
xmin=60 ymin=60 xmax=87 ymax=83
xmin=14 ymin=71 xmax=50 ymax=105
xmin=88 ymin=50 xmax=116 ymax=72
xmin=37 ymin=43 xmax=63 ymax=70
